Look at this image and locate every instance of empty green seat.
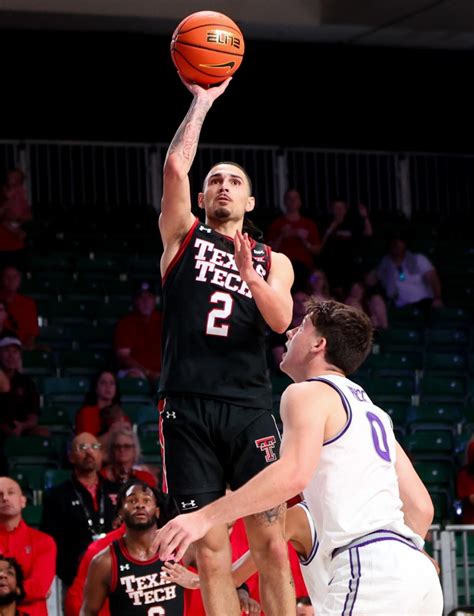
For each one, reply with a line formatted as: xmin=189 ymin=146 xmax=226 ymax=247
xmin=371 ymin=352 xmax=422 ymax=372
xmin=426 ymin=328 xmax=469 ymax=350
xmin=404 ymin=430 xmax=453 ymax=455
xmin=21 ymin=350 xmax=56 ymax=376
xmin=406 ymin=403 xmax=463 ymax=432
xmin=381 ymin=402 xmax=408 ymax=427
xmin=42 ymin=376 xmax=90 ymax=403
xmin=4 ymin=436 xmax=60 ymax=470
xmin=140 ymin=434 xmax=162 ymax=465
xmin=39 ymin=404 xmax=74 ymax=435
xmin=387 ymin=305 xmax=425 ymax=326
xmin=414 ymin=460 xmax=454 ymax=489
xmin=420 ymin=374 xmax=468 ymax=401
xmin=430 ymin=307 xmax=472 ymax=327
xmin=368 ymin=375 xmax=415 ymax=397
xmin=10 ymin=467 xmax=46 ymax=492
xmin=60 ymin=350 xmax=108 ymax=376
xmin=424 ymin=352 xmax=467 ymax=374
xmin=378 ymin=328 xmax=424 ymax=351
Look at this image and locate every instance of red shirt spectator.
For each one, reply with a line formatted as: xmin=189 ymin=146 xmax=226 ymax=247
xmin=266 ymin=189 xmax=320 ymax=270
xmin=114 ymin=281 xmax=162 ymax=380
xmin=0 ymin=478 xmax=56 ymax=616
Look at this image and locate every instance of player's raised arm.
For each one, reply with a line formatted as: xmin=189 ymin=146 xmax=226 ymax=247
xmin=159 ymin=77 xmax=232 ymax=260
xmin=79 ymin=548 xmax=111 ymax=616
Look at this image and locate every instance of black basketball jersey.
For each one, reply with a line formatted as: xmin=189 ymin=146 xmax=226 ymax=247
xmin=160 ymin=218 xmax=272 ymax=409
xmin=109 ymin=539 xmax=184 ymax=616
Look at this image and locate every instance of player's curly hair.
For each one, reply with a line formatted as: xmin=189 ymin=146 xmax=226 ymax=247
xmin=306 ymin=298 xmax=373 ymax=375
xmin=0 ymin=555 xmax=26 ymax=604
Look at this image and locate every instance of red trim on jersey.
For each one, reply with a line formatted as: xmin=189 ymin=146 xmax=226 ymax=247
xmin=265 ymin=244 xmax=272 ymax=276
xmin=162 ymin=217 xmax=200 ymax=286
xmin=159 ymin=400 xmax=168 ymax=494
xmin=110 ymin=544 xmax=118 ymax=592
xmin=118 ymin=538 xmax=161 ymax=565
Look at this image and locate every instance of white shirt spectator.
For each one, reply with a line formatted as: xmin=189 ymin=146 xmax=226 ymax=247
xmin=377 ymin=251 xmax=434 ymax=307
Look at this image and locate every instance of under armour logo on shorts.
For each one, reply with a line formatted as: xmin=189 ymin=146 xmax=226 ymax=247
xmin=255 ymin=436 xmax=277 ymax=462
xmin=120 ymin=564 xmax=130 ymax=571
xmin=71 ymin=500 xmax=80 ymax=506
xmin=166 ymin=411 xmax=177 ymax=419
xmin=181 ymin=500 xmax=198 ymax=511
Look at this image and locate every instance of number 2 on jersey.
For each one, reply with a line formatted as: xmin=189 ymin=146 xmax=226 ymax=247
xmin=206 ymin=291 xmax=234 ymax=337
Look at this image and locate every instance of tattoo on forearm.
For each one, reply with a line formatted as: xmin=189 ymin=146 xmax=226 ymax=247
xmin=252 ymin=503 xmax=286 ymax=526
xmin=168 ymin=100 xmax=209 ymax=166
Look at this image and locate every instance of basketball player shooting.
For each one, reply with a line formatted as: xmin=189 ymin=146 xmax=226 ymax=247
xmin=156 ymin=299 xmax=443 ymax=615
xmin=157 ymin=75 xmax=295 ymax=616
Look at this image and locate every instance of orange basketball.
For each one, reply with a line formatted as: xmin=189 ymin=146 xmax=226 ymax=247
xmin=170 ymin=11 xmax=245 ymax=87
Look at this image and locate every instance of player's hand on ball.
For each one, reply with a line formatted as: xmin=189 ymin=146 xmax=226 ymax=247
xmin=178 ymin=73 xmax=232 ymax=100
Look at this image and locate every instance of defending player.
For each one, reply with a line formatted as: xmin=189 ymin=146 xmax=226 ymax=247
xmin=157 ymin=75 xmax=295 ymax=616
xmin=155 ymin=299 xmax=443 ymax=615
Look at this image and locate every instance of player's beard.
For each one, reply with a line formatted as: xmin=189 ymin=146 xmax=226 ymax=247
xmin=125 ymin=514 xmax=157 ymax=531
xmin=0 ymin=591 xmax=19 ymax=606
xmin=213 ymin=206 xmax=231 ymax=219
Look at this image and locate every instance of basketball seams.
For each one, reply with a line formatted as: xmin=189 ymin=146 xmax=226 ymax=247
xmin=172 ymin=41 xmax=244 ymax=59
xmin=172 ymin=48 xmax=238 ymax=79
xmin=176 ymin=23 xmax=243 ymax=37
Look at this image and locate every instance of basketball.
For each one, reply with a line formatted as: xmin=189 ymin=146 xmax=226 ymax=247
xmin=170 ymin=11 xmax=245 ymax=87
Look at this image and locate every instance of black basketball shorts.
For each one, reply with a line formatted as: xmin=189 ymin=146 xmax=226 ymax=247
xmin=159 ymin=396 xmax=281 ymax=513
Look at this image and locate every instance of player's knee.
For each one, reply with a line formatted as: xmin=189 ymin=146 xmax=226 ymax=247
xmin=196 ymin=542 xmax=229 ymax=574
xmin=250 ymin=536 xmax=288 ymax=570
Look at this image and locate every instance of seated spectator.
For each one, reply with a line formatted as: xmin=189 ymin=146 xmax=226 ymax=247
xmin=101 ymin=425 xmax=157 ymax=488
xmin=266 ymin=188 xmax=321 ymax=271
xmin=457 ymin=440 xmax=474 ymax=524
xmin=345 ymin=277 xmax=388 ymax=330
xmin=307 ymin=268 xmax=332 ymax=300
xmin=0 ymin=267 xmax=39 ymax=349
xmin=0 ymin=336 xmax=44 ymax=439
xmin=376 ymin=232 xmax=442 ymax=311
xmin=40 ymin=433 xmax=118 ymax=587
xmin=114 ymin=281 xmax=162 ymax=383
xmin=0 ymin=169 xmax=30 ymax=272
xmin=75 ymin=370 xmax=130 ymax=437
xmin=0 ymin=555 xmax=26 ymax=616
xmin=296 ymin=596 xmax=314 ymax=616
xmin=269 ymin=290 xmax=309 ymax=371
xmin=319 ymin=199 xmax=373 ymax=299
xmin=0 ymin=301 xmax=15 ymax=339
xmin=0 ymin=477 xmax=56 ymax=616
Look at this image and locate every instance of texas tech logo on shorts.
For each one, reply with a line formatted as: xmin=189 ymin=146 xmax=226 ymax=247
xmin=255 ymin=436 xmax=277 ymax=463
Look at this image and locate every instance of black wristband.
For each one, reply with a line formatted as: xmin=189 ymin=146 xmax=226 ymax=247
xmin=236 ymin=582 xmax=249 ymax=594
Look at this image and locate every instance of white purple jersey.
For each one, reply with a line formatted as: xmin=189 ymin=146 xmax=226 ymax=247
xmin=302 ymin=374 xmax=423 ymax=560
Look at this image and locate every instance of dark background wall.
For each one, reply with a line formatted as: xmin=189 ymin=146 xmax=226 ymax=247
xmin=3 ymin=29 xmax=474 ymax=152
